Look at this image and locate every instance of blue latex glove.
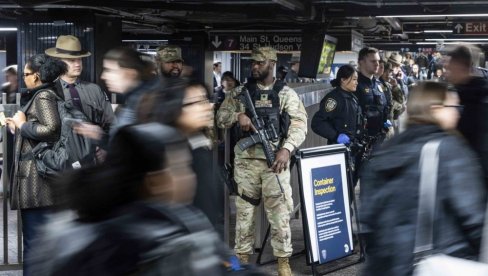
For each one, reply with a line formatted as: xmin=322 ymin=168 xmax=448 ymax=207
xmin=229 ymin=255 xmax=242 ymax=271
xmin=337 ymin=133 xmax=350 ymax=145
xmin=384 ymin=120 xmax=392 ymax=128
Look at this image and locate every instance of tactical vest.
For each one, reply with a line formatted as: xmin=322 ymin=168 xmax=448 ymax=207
xmin=242 ymin=80 xmax=290 ymax=140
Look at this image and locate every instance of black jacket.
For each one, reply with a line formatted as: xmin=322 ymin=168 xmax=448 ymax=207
xmin=360 ymin=125 xmax=486 ymax=276
xmin=456 ymin=77 xmax=488 ymax=155
xmin=311 ymin=87 xmax=362 ymax=143
xmin=356 ymin=73 xmax=388 ymax=136
xmin=31 ymin=202 xmax=234 ymax=276
xmin=110 ymin=77 xmax=160 ymax=138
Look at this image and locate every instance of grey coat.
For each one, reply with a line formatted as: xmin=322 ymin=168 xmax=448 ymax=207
xmin=360 ymin=125 xmax=486 ymax=276
xmin=11 ymin=85 xmax=61 ymax=210
xmin=57 ymin=79 xmax=114 ymax=134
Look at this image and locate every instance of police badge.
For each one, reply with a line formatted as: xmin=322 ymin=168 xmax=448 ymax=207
xmin=325 ymin=98 xmax=337 ymax=112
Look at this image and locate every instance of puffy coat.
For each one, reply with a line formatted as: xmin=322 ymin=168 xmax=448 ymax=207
xmin=11 ymin=84 xmax=61 ymax=210
xmin=359 ymin=124 xmax=487 ymax=276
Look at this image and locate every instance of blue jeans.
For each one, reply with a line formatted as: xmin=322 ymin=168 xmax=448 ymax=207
xmin=21 ymin=208 xmax=51 ymax=276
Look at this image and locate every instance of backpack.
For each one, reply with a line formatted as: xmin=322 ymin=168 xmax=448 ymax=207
xmin=27 ymin=90 xmax=95 ymax=178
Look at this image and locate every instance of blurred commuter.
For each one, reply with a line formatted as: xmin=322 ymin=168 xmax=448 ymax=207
xmin=215 ymin=71 xmax=240 ymax=105
xmin=403 ymin=53 xmax=413 ymax=67
xmin=407 ymin=64 xmax=424 ymax=87
xmin=1 ymin=64 xmax=18 ymax=103
xmin=376 ymin=60 xmax=394 ymax=138
xmin=433 ymin=68 xmax=445 ymax=82
xmin=284 ymin=55 xmax=300 ymax=83
xmin=138 ymin=81 xmax=224 ymax=233
xmin=213 ymin=60 xmax=222 ymax=90
xmin=156 ymin=45 xmax=183 ymax=79
xmin=5 ymin=54 xmax=66 ymax=276
xmin=45 ymin=35 xmax=114 ymax=163
xmin=416 ymin=51 xmax=429 ymax=72
xmin=445 ymin=45 xmax=488 ymax=185
xmin=381 ymin=62 xmax=407 ymax=134
xmin=277 ymin=65 xmax=288 ymax=81
xmin=360 ymin=82 xmax=486 ymax=276
xmin=74 ymin=47 xmax=158 ymax=144
xmin=31 ymin=123 xmax=265 ymax=275
xmin=388 ymin=53 xmax=409 ymax=96
xmin=217 ymin=47 xmax=308 ymax=275
xmin=356 ymin=47 xmax=389 ymax=145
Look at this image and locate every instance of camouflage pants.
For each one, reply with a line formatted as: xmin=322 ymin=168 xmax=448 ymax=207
xmin=234 ymin=158 xmax=293 ymax=258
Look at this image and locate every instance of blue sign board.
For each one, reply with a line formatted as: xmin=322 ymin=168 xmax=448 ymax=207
xmin=311 ymin=164 xmax=353 ymax=263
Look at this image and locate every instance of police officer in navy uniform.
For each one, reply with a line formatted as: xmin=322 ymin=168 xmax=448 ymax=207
xmin=312 ymin=64 xmax=363 ymax=186
xmin=356 ymin=47 xmax=390 ymax=141
xmin=312 ymin=64 xmax=361 ymax=145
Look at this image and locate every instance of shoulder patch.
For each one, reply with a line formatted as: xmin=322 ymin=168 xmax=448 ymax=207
xmin=325 ymin=98 xmax=337 ymax=112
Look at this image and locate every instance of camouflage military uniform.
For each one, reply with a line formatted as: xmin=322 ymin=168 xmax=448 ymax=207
xmin=216 ymin=48 xmax=307 ymax=257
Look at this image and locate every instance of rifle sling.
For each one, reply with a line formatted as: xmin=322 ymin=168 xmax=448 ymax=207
xmin=239 ymin=192 xmax=261 ymax=206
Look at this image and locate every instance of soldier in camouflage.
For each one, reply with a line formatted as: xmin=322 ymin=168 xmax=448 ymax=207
xmin=156 ymin=45 xmax=184 ymax=79
xmin=216 ymin=47 xmax=307 ymax=276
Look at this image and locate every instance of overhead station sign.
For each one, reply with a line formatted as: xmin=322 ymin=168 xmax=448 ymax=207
xmin=453 ymin=22 xmax=488 ymax=34
xmin=208 ymin=33 xmax=302 ymax=51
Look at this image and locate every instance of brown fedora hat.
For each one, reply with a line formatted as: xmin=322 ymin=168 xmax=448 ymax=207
xmin=45 ymin=35 xmax=91 ymax=59
xmin=387 ymin=52 xmax=403 ymax=66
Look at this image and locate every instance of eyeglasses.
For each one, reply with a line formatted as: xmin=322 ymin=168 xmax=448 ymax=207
xmin=22 ymin=72 xmax=35 ymax=78
xmin=443 ymin=104 xmax=464 ymax=113
xmin=182 ymin=98 xmax=210 ymax=107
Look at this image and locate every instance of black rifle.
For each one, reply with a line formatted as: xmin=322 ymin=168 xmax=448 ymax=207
xmin=235 ymin=87 xmax=284 ymax=193
xmin=350 ymin=134 xmax=378 ymax=163
xmin=236 ymin=88 xmax=277 ymax=168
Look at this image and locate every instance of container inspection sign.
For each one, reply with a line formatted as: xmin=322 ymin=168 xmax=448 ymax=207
xmin=296 ymin=145 xmax=354 ymax=264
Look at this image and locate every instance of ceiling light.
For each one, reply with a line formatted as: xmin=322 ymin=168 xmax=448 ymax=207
xmin=417 ymin=42 xmax=483 ymax=45
xmin=367 ymin=42 xmax=413 ymax=45
xmin=37 ymin=36 xmax=57 ymax=40
xmin=122 ymin=39 xmax=169 ymax=42
xmin=272 ymin=0 xmax=304 ymax=11
xmin=425 ymin=38 xmax=488 ymax=41
xmin=423 ymin=30 xmax=453 ymax=33
xmin=0 ymin=28 xmax=17 ymax=31
xmin=378 ymin=14 xmax=488 ymax=18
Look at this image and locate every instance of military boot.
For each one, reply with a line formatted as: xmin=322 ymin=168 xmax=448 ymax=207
xmin=277 ymin=257 xmax=292 ymax=276
xmin=236 ymin=253 xmax=250 ymax=265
